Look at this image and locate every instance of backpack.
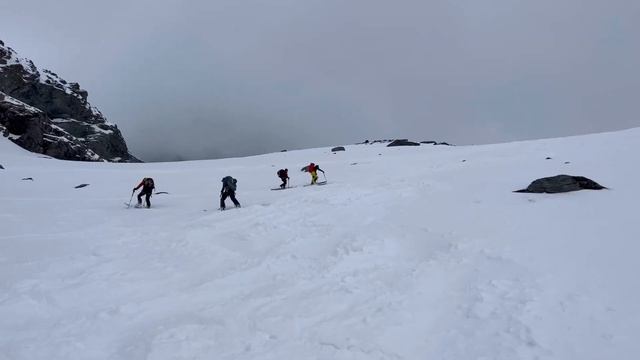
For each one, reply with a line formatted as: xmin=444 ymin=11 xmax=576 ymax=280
xmin=143 ymin=178 xmax=155 ymax=189
xmin=277 ymin=169 xmax=285 ymax=178
xmin=222 ymin=176 xmax=237 ymax=191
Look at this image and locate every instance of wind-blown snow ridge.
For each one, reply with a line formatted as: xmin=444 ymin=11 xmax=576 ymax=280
xmin=0 ymin=128 xmax=639 ymax=360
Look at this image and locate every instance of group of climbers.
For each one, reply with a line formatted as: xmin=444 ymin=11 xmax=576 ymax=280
xmin=131 ymin=162 xmax=325 ymax=210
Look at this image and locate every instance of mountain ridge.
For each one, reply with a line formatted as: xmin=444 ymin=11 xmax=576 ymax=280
xmin=0 ymin=39 xmax=138 ymax=162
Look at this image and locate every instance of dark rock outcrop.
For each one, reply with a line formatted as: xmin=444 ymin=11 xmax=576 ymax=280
xmin=387 ymin=139 xmax=420 ymax=147
xmin=515 ymin=175 xmax=607 ymax=194
xmin=1 ymin=92 xmax=104 ymax=161
xmin=0 ymin=40 xmax=138 ymax=162
xmin=331 ymin=146 xmax=346 ymax=152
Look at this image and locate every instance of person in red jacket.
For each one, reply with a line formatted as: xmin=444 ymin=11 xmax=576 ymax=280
xmin=133 ymin=177 xmax=155 ymax=208
xmin=306 ymin=163 xmax=324 ymax=184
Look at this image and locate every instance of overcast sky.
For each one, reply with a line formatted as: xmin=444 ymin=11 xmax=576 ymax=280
xmin=2 ymin=0 xmax=639 ymax=161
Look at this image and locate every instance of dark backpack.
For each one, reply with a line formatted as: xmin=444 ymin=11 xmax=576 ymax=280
xmin=144 ymin=178 xmax=155 ymax=189
xmin=222 ymin=176 xmax=237 ymax=191
xmin=277 ymin=169 xmax=285 ymax=178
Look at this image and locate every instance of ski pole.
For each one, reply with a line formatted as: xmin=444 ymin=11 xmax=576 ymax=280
xmin=127 ymin=190 xmax=135 ymax=208
xmin=322 ymin=172 xmax=327 ymax=182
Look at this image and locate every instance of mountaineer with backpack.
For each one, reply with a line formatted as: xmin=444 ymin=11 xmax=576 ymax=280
xmin=305 ymin=163 xmax=325 ymax=185
xmin=220 ymin=176 xmax=241 ymax=210
xmin=133 ymin=177 xmax=155 ymax=208
xmin=277 ymin=168 xmax=289 ymax=189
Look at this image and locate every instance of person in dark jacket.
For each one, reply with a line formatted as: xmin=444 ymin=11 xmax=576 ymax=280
xmin=133 ymin=177 xmax=155 ymax=208
xmin=220 ymin=176 xmax=241 ymax=210
xmin=277 ymin=168 xmax=289 ymax=189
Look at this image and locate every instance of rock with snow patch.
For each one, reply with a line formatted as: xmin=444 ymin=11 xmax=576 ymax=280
xmin=387 ymin=139 xmax=420 ymax=147
xmin=515 ymin=175 xmax=606 ymax=194
xmin=331 ymin=146 xmax=345 ymax=152
xmin=0 ymin=40 xmax=138 ymax=162
xmin=1 ymin=92 xmax=104 ymax=161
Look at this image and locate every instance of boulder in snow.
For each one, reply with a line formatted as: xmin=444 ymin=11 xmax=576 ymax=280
xmin=387 ymin=139 xmax=420 ymax=147
xmin=331 ymin=146 xmax=345 ymax=152
xmin=515 ymin=175 xmax=606 ymax=194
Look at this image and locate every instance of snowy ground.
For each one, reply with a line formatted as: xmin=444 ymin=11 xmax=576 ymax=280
xmin=1 ymin=130 xmax=639 ymax=360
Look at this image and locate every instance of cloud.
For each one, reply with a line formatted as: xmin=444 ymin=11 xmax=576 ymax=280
xmin=2 ymin=0 xmax=639 ymax=160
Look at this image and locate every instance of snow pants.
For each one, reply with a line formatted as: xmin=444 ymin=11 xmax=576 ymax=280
xmin=220 ymin=190 xmax=240 ymax=209
xmin=138 ymin=190 xmax=152 ymax=208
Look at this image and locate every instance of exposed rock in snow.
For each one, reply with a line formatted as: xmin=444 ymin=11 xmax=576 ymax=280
xmin=387 ymin=139 xmax=420 ymax=147
xmin=331 ymin=146 xmax=346 ymax=152
xmin=515 ymin=174 xmax=607 ymax=193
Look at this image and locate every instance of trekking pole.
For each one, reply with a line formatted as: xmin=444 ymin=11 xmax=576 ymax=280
xmin=127 ymin=190 xmax=135 ymax=208
xmin=322 ymin=172 xmax=327 ymax=182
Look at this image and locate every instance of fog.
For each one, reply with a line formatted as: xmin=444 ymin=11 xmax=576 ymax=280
xmin=2 ymin=0 xmax=639 ymax=161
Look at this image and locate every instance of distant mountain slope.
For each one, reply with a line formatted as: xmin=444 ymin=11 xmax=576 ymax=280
xmin=0 ymin=40 xmax=138 ymax=162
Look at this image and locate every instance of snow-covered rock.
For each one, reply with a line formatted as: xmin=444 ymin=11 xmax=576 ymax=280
xmin=0 ymin=92 xmax=102 ymax=161
xmin=0 ymin=39 xmax=138 ymax=162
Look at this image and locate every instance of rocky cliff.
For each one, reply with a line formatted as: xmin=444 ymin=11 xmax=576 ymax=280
xmin=0 ymin=40 xmax=138 ymax=162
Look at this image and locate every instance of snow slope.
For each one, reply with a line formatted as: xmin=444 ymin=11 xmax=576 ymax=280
xmin=1 ymin=129 xmax=639 ymax=360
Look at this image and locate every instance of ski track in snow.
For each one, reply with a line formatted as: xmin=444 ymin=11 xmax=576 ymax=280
xmin=1 ymin=130 xmax=640 ymax=359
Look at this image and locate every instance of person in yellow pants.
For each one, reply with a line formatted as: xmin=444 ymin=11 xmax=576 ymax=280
xmin=306 ymin=162 xmax=324 ymax=184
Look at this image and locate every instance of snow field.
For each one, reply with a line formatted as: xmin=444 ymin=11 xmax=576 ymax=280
xmin=1 ymin=130 xmax=639 ymax=359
